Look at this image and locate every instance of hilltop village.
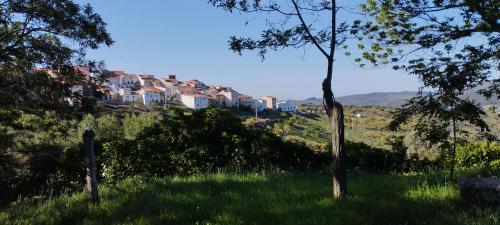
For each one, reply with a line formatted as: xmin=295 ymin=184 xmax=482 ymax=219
xmin=72 ymin=69 xmax=297 ymax=112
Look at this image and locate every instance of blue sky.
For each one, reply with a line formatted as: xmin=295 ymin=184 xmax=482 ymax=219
xmin=79 ymin=0 xmax=421 ymax=100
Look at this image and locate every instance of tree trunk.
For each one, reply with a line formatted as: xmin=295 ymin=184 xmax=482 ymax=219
xmin=329 ymin=102 xmax=347 ymax=198
xmin=323 ymin=59 xmax=347 ymax=199
xmin=83 ymin=130 xmax=100 ymax=204
xmin=450 ymin=118 xmax=457 ymax=179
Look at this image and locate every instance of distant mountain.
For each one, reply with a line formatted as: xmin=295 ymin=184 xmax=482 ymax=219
xmin=291 ymin=89 xmax=498 ymax=108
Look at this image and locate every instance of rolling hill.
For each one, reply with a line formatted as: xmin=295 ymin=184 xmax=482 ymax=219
xmin=292 ymin=88 xmax=498 ymax=107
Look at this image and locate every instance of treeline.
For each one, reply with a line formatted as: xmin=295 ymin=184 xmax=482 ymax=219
xmin=1 ymin=107 xmax=498 ymax=206
xmin=0 ymin=108 xmax=326 ymax=205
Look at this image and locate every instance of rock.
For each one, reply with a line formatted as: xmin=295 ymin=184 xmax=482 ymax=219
xmin=459 ymin=177 xmax=500 ymax=204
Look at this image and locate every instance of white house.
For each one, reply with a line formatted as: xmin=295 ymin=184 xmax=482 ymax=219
xmin=121 ymin=74 xmax=140 ymax=88
xmin=156 ymin=86 xmax=172 ymax=102
xmin=261 ymin=96 xmax=277 ymax=109
xmin=238 ymin=94 xmax=253 ymax=106
xmin=140 ymin=87 xmax=164 ymax=105
xmin=203 ymin=86 xmax=219 ymax=96
xmin=181 ymin=94 xmax=209 ymax=110
xmin=185 ymin=79 xmax=206 ymax=89
xmin=160 ymin=79 xmax=181 ymax=102
xmin=120 ymin=88 xmax=141 ymax=103
xmin=100 ymin=86 xmax=117 ymax=101
xmin=277 ymin=100 xmax=296 ymax=112
xmin=138 ymin=75 xmax=156 ymax=87
xmin=251 ymin=99 xmax=267 ymax=112
xmin=217 ymin=90 xmax=239 ymax=107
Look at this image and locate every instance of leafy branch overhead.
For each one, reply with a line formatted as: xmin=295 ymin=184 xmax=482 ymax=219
xmin=353 ymin=0 xmax=498 ymax=178
xmin=352 ymin=0 xmax=499 ymax=99
xmin=0 ymin=0 xmax=113 ymax=111
xmin=209 ymin=0 xmax=351 ymax=60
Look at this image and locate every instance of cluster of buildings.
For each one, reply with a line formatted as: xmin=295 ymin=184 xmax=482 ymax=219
xmin=84 ymin=69 xmax=296 ymax=112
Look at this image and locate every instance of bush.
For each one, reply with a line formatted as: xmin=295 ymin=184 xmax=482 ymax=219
xmin=98 ymin=108 xmax=328 ymax=182
xmin=456 ymin=141 xmax=500 ymax=171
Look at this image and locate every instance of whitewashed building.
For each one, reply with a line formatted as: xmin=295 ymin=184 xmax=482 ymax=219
xmin=277 ymin=100 xmax=296 ymax=112
xmin=106 ymin=76 xmax=121 ymax=87
xmin=251 ymin=99 xmax=267 ymax=112
xmin=261 ymin=96 xmax=277 ymax=109
xmin=121 ymin=74 xmax=140 ymax=88
xmin=140 ymin=87 xmax=164 ymax=105
xmin=156 ymin=86 xmax=172 ymax=102
xmin=217 ymin=90 xmax=239 ymax=107
xmin=138 ymin=75 xmax=156 ymax=87
xmin=238 ymin=94 xmax=253 ymax=106
xmin=181 ymin=94 xmax=209 ymax=110
xmin=120 ymin=88 xmax=141 ymax=103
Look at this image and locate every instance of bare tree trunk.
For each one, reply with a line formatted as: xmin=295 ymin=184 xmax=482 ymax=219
xmin=450 ymin=118 xmax=457 ymax=179
xmin=330 ymin=102 xmax=347 ymax=198
xmin=83 ymin=130 xmax=100 ymax=204
xmin=292 ymin=0 xmax=347 ymax=198
xmin=323 ymin=59 xmax=347 ymax=199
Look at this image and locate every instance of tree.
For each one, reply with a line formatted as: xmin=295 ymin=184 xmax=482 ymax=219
xmin=389 ymin=93 xmax=489 ymax=178
xmin=209 ymin=0 xmax=349 ymax=198
xmin=353 ymin=0 xmax=498 ymax=178
xmin=0 ymin=0 xmax=112 ymax=204
xmin=0 ymin=0 xmax=113 ymax=113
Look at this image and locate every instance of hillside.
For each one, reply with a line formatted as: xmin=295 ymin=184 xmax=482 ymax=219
xmin=260 ymin=105 xmax=499 ymax=157
xmin=292 ymin=88 xmax=498 ymax=107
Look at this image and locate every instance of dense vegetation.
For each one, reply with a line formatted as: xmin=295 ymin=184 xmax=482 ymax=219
xmin=0 ymin=0 xmax=499 ymax=223
xmin=2 ymin=105 xmax=498 ymax=208
xmin=271 ymin=104 xmax=499 ymax=158
xmin=0 ymin=107 xmax=328 ymax=206
xmin=2 ymin=172 xmax=499 ymax=225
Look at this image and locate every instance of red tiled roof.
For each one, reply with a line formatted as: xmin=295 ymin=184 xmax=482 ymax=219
xmin=123 ymin=74 xmax=138 ymax=78
xmin=180 ymin=85 xmax=194 ymax=89
xmin=238 ymin=94 xmax=252 ymax=99
xmin=139 ymin=75 xmax=155 ymax=80
xmin=142 ymin=87 xmax=162 ymax=92
xmin=186 ymin=79 xmax=205 ymax=85
xmin=104 ymin=70 xmax=125 ymax=78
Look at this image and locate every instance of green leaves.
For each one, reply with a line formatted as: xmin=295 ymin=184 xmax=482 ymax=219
xmin=0 ymin=0 xmax=113 ymax=113
xmin=354 ymin=0 xmax=499 ymax=100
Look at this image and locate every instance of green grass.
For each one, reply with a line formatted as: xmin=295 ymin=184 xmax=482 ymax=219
xmin=1 ymin=173 xmax=499 ymax=225
xmin=285 ymin=113 xmax=396 ymax=150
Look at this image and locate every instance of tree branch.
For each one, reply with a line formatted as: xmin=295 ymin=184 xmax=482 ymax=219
xmin=290 ymin=0 xmax=329 ymax=59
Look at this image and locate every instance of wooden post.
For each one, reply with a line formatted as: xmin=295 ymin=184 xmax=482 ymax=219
xmin=83 ymin=130 xmax=99 ymax=204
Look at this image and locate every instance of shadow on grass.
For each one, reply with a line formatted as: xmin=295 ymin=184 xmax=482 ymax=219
xmin=2 ymin=173 xmax=499 ymax=225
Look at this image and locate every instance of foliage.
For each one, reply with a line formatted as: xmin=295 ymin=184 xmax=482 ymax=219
xmin=0 ymin=108 xmax=329 ymax=205
xmin=122 ymin=112 xmax=160 ymax=140
xmin=0 ymin=0 xmax=113 ymax=113
xmin=2 ymin=172 xmax=499 ymax=225
xmin=354 ymin=0 xmax=499 ymax=98
xmin=100 ymin=108 xmax=328 ymax=182
xmin=354 ymin=0 xmax=499 ymax=177
xmin=456 ymin=141 xmax=500 ymax=172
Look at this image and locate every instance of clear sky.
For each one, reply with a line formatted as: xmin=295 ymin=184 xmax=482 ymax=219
xmin=78 ymin=0 xmax=422 ymax=100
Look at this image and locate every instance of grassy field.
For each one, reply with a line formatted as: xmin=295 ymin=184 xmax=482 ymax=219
xmin=279 ymin=107 xmax=402 ymax=150
xmin=268 ymin=105 xmax=499 ymax=152
xmin=2 ymin=172 xmax=499 ymax=225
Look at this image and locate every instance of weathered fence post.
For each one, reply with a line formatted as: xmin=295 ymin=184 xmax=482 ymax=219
xmin=83 ymin=130 xmax=99 ymax=204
